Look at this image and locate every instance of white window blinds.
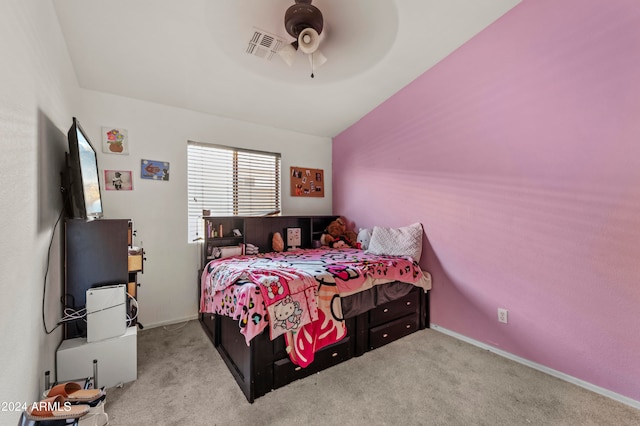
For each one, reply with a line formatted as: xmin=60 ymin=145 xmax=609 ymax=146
xmin=187 ymin=142 xmax=281 ymax=242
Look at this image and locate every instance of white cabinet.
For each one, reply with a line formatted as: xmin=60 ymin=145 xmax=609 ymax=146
xmin=57 ymin=326 xmax=137 ymax=389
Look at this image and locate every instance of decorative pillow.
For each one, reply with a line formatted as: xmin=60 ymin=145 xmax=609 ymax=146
xmin=357 ymin=228 xmax=372 ymax=250
xmin=365 ymin=223 xmax=423 ymax=262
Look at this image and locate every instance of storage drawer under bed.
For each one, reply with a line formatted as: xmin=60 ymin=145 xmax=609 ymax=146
xmin=273 ymin=336 xmax=354 ymax=389
xmin=369 ymin=287 xmax=420 ymax=327
xmin=369 ymin=313 xmax=419 ymax=350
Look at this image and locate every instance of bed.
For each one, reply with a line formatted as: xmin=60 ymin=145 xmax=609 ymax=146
xmin=199 ymin=245 xmax=432 ymax=402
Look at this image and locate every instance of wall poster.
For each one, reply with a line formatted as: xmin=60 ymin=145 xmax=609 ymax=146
xmin=102 ymin=127 xmax=129 ymax=154
xmin=104 ymin=170 xmax=133 ymax=191
xmin=141 ymin=159 xmax=170 ymax=181
xmin=290 ymin=166 xmax=323 ymax=197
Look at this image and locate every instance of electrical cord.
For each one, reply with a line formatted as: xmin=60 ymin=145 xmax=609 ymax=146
xmin=53 ymin=298 xmax=127 ymax=325
xmin=162 ymin=321 xmax=190 ymax=332
xmin=126 ymin=293 xmax=138 ymax=327
xmin=61 ymin=307 xmax=87 ymax=322
xmin=42 ymin=206 xmax=65 ymax=335
xmin=50 ymin=294 xmax=136 ymax=335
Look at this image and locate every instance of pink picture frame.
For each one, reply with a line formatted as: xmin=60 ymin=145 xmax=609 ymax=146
xmin=104 ymin=170 xmax=133 ymax=191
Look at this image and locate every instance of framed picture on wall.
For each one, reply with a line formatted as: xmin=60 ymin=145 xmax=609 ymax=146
xmin=102 ymin=127 xmax=129 ymax=154
xmin=141 ymin=159 xmax=170 ymax=181
xmin=290 ymin=166 xmax=324 ymax=197
xmin=104 ymin=170 xmax=133 ymax=191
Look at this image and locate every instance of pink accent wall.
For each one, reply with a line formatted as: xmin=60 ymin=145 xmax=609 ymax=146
xmin=333 ymin=0 xmax=640 ymax=402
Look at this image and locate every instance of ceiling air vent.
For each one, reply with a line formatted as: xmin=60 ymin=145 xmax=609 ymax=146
xmin=246 ymin=28 xmax=285 ymax=61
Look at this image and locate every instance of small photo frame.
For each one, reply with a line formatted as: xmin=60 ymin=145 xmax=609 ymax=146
xmin=102 ymin=127 xmax=129 ymax=154
xmin=286 ymin=227 xmax=302 ymax=249
xmin=104 ymin=170 xmax=133 ymax=191
xmin=141 ymin=159 xmax=170 ymax=181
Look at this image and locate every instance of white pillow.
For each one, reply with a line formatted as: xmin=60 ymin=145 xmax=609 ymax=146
xmin=366 ymin=223 xmax=423 ymax=262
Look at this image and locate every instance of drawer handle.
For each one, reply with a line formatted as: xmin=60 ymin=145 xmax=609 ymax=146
xmin=295 ymin=366 xmax=302 ymax=371
xmin=406 ymin=301 xmax=412 ymax=306
xmin=382 ymin=333 xmax=389 ymax=338
xmin=332 ymin=352 xmax=338 ymax=357
xmin=383 ymin=308 xmax=389 ymax=313
xmin=406 ymin=325 xmax=412 ymax=329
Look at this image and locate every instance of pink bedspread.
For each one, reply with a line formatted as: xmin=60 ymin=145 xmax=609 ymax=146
xmin=200 ymin=248 xmax=429 ymax=367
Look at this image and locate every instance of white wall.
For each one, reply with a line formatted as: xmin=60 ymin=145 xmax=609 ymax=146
xmin=0 ymin=5 xmax=331 ymax=422
xmin=77 ymin=90 xmax=333 ymax=328
xmin=0 ymin=1 xmax=79 ymax=424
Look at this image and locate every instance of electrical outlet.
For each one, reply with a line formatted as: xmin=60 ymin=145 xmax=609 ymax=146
xmin=498 ymin=308 xmax=508 ymax=324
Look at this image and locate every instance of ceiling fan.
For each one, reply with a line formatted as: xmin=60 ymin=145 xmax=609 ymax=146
xmin=277 ymin=0 xmax=327 ymax=78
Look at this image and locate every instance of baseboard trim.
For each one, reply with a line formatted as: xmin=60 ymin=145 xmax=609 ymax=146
xmin=431 ymin=323 xmax=640 ymax=410
xmin=144 ymin=314 xmax=199 ymax=330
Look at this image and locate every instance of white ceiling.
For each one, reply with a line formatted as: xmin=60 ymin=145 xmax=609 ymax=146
xmin=53 ymin=0 xmax=521 ymax=138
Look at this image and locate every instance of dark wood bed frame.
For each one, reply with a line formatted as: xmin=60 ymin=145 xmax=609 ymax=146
xmin=198 ymin=215 xmax=430 ymax=402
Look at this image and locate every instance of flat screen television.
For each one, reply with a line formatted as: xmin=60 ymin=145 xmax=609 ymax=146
xmin=64 ymin=117 xmax=104 ymax=220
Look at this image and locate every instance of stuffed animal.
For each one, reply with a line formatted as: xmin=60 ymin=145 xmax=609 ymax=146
xmin=357 ymin=228 xmax=372 ymax=250
xmin=320 ymin=217 xmax=358 ymax=248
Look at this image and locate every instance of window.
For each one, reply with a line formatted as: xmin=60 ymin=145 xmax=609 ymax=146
xmin=187 ymin=141 xmax=281 ymax=241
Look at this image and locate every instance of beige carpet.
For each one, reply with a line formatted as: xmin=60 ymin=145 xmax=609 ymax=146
xmin=104 ymin=320 xmax=640 ymax=425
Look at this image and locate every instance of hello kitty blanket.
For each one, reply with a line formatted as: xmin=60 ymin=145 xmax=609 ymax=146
xmin=200 ymin=248 xmax=430 ymax=367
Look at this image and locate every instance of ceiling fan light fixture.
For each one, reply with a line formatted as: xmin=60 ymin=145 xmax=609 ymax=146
xmin=298 ymin=28 xmax=320 ymax=54
xmin=281 ymin=0 xmax=326 ymax=77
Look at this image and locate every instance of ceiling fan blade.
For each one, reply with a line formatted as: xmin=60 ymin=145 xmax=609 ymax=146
xmin=277 ymin=42 xmax=297 ymax=66
xmin=309 ymin=49 xmax=327 ymax=69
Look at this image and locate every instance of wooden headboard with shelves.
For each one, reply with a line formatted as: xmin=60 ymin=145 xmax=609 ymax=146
xmin=201 ymin=215 xmax=337 ymax=267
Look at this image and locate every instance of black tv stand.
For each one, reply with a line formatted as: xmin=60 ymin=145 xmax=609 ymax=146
xmin=64 ymin=219 xmax=129 ymax=339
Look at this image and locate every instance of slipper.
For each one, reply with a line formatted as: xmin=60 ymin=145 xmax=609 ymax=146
xmin=25 ymin=395 xmax=89 ymax=421
xmin=47 ymin=381 xmax=103 ymax=402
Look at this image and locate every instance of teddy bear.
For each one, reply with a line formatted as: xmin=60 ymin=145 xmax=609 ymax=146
xmin=357 ymin=228 xmax=372 ymax=250
xmin=320 ymin=217 xmax=359 ymax=248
